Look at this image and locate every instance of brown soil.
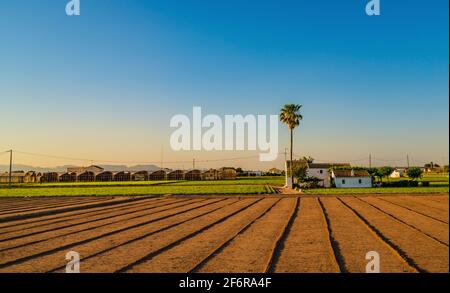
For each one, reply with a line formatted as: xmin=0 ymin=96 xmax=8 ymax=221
xmin=381 ymin=196 xmax=449 ymax=223
xmin=0 ymin=197 xmax=138 ymax=222
xmin=0 ymin=198 xmax=224 ymax=269
xmin=1 ymin=198 xmax=238 ymax=272
xmin=273 ymin=198 xmax=340 ymax=272
xmin=359 ymin=197 xmax=448 ymax=245
xmin=0 ymin=197 xmax=109 ymax=212
xmin=0 ymin=198 xmax=196 ymax=249
xmin=340 ymin=197 xmax=449 ymax=273
xmin=57 ymin=198 xmax=251 ymax=273
xmin=0 ymin=197 xmax=171 ymax=234
xmin=195 ymin=198 xmax=297 ymax=273
xmin=0 ymin=194 xmax=448 ymax=273
xmin=0 ymin=197 xmax=112 ymax=216
xmin=320 ymin=197 xmax=414 ymax=273
xmin=407 ymin=196 xmax=449 ymax=211
xmin=125 ymin=198 xmax=279 ymax=272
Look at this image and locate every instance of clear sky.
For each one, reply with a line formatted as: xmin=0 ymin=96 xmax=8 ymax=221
xmin=0 ymin=0 xmax=448 ymax=170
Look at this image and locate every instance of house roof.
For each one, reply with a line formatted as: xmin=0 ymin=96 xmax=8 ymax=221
xmin=353 ymin=170 xmax=370 ymax=177
xmin=332 ymin=170 xmax=352 ymax=177
xmin=333 ymin=169 xmax=370 ymax=178
xmin=0 ymin=172 xmax=26 ymax=177
xmin=308 ymin=163 xmax=350 ymax=169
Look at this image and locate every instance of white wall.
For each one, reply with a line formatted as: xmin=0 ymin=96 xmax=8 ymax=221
xmin=390 ymin=170 xmax=404 ymax=178
xmin=307 ymin=168 xmax=331 ymax=187
xmin=334 ymin=177 xmax=372 ymax=188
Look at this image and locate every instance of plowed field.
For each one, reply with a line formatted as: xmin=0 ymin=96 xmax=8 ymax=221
xmin=0 ymin=194 xmax=448 ymax=273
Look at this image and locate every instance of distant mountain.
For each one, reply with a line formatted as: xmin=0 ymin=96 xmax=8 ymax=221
xmin=0 ymin=164 xmax=161 ymax=173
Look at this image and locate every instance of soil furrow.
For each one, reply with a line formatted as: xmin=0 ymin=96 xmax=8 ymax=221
xmin=403 ymin=196 xmax=449 ymax=211
xmin=125 ymin=198 xmax=279 ymax=273
xmin=359 ymin=197 xmax=448 ymax=245
xmin=0 ymin=198 xmax=227 ymax=268
xmin=381 ymin=196 xmax=448 ymax=223
xmin=0 ymin=197 xmax=109 ymax=211
xmin=265 ymin=198 xmax=299 ymax=273
xmin=377 ymin=197 xmax=448 ymax=224
xmin=0 ymin=198 xmax=208 ymax=252
xmin=327 ymin=197 xmax=417 ymax=273
xmin=51 ymin=198 xmax=255 ymax=273
xmin=272 ymin=198 xmax=341 ymax=273
xmin=0 ymin=197 xmax=115 ymax=215
xmin=339 ymin=197 xmax=448 ymax=273
xmin=3 ymin=199 xmax=239 ymax=273
xmin=193 ymin=198 xmax=297 ymax=273
xmin=0 ymin=197 xmax=171 ymax=234
xmin=0 ymin=198 xmax=196 ymax=244
xmin=0 ymin=197 xmax=151 ymax=223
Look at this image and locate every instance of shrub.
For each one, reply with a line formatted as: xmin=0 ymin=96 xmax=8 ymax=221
xmin=408 ymin=181 xmax=419 ymax=187
xmin=420 ymin=181 xmax=430 ymax=187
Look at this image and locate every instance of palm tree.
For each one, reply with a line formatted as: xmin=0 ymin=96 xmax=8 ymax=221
xmin=280 ymin=104 xmax=303 ymax=189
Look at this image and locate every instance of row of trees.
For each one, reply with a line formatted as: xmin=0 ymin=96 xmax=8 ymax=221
xmin=332 ymin=166 xmax=424 ymax=182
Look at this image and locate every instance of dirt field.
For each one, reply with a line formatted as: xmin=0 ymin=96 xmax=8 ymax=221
xmin=0 ymin=194 xmax=448 ymax=273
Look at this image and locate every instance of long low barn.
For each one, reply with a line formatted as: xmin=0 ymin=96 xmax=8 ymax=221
xmin=0 ymin=167 xmax=237 ymax=183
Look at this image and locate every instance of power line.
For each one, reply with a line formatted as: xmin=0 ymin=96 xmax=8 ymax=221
xmin=11 ymin=149 xmax=286 ymax=165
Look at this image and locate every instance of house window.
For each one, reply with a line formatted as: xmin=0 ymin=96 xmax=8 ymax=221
xmin=342 ymin=179 xmax=345 ymax=184
xmin=358 ymin=179 xmax=362 ymax=184
xmin=319 ymin=170 xmax=323 ymax=174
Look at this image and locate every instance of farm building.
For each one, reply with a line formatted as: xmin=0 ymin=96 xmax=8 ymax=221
xmin=132 ymin=171 xmax=148 ymax=181
xmin=24 ymin=171 xmax=38 ymax=183
xmin=331 ymin=169 xmax=372 ymax=188
xmin=67 ymin=165 xmax=104 ymax=174
xmin=0 ymin=172 xmax=26 ymax=183
xmin=267 ymin=168 xmax=283 ymax=175
xmin=41 ymin=172 xmax=59 ymax=183
xmin=96 ymin=171 xmax=113 ymax=182
xmin=77 ymin=171 xmax=95 ymax=182
xmin=307 ymin=163 xmax=351 ymax=188
xmin=114 ymin=171 xmax=131 ymax=181
xmin=390 ymin=168 xmax=406 ymax=178
xmin=246 ymin=171 xmax=263 ymax=177
xmin=150 ymin=170 xmax=167 ymax=181
xmin=185 ymin=170 xmax=202 ymax=181
xmin=168 ymin=170 xmax=186 ymax=181
xmin=202 ymin=169 xmax=219 ymax=180
xmin=36 ymin=172 xmax=43 ymax=183
xmin=219 ymin=167 xmax=237 ymax=180
xmin=59 ymin=172 xmax=77 ymax=182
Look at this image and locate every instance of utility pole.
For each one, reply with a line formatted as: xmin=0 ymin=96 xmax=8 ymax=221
xmin=8 ymin=150 xmax=12 ymax=188
xmin=160 ymin=145 xmax=164 ymax=170
xmin=407 ymin=154 xmax=410 ymax=169
xmin=193 ymin=158 xmax=195 ymax=169
xmin=369 ymin=154 xmax=372 ymax=168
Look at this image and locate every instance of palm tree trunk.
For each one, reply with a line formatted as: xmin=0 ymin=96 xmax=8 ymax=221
xmin=290 ymin=128 xmax=294 ymax=189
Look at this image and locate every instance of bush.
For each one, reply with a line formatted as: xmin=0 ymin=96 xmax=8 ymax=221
xmin=381 ymin=180 xmax=419 ymax=188
xmin=420 ymin=181 xmax=430 ymax=187
xmin=408 ymin=181 xmax=419 ymax=187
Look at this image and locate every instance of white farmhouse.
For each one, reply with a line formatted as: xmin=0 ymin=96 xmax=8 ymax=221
xmin=331 ymin=169 xmax=372 ymax=188
xmin=306 ymin=163 xmax=350 ymax=188
xmin=390 ymin=168 xmax=406 ymax=178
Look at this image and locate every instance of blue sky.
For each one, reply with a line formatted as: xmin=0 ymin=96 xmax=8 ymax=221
xmin=0 ymin=0 xmax=448 ymax=169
